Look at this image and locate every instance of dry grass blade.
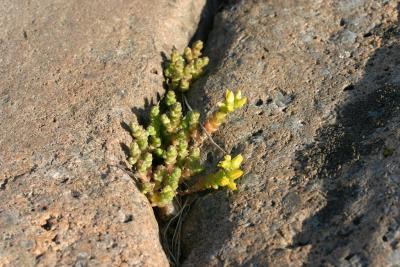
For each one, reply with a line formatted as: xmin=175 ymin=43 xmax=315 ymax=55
xmin=162 ymin=196 xmax=196 ymax=266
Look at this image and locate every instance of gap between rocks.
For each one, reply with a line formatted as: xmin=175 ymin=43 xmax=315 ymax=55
xmin=154 ymin=0 xmax=225 ymax=266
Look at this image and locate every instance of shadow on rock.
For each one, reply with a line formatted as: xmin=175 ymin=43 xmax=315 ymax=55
xmin=292 ymin=25 xmax=400 ymax=266
xmin=180 ymin=191 xmax=235 ymax=263
xmin=131 ymin=95 xmax=160 ymax=125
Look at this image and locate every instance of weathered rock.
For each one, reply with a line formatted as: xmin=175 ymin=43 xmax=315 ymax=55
xmin=0 ymin=0 xmax=208 ymax=266
xmin=183 ymin=0 xmax=400 ymax=266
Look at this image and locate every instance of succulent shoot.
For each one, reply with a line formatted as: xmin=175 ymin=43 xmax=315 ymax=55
xmin=164 ymin=40 xmax=209 ymax=91
xmin=205 ymin=90 xmax=247 ymax=134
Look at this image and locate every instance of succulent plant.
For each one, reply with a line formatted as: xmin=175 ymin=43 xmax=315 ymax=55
xmin=127 ymin=40 xmax=246 ymax=208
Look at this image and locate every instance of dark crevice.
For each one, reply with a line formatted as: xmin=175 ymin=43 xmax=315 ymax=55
xmin=158 ymin=1 xmax=229 ymax=266
xmin=189 ymin=0 xmax=228 ymax=46
xmin=177 ymin=1 xmax=243 ymax=265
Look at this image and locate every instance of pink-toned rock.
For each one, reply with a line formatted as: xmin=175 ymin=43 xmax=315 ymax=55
xmin=0 ymin=0 xmax=207 ymax=266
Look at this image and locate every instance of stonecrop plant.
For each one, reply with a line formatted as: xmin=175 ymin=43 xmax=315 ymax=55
xmin=128 ymin=40 xmax=246 ymax=208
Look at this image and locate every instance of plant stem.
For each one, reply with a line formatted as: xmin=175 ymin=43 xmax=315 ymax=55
xmin=183 ymin=96 xmax=227 ymax=154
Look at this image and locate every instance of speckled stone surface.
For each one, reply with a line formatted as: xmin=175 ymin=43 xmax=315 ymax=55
xmin=0 ymin=0 xmax=207 ymax=265
xmin=182 ymin=1 xmax=400 ymax=266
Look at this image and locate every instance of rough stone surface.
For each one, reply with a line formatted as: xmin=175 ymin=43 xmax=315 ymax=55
xmin=0 ymin=0 xmax=207 ymax=266
xmin=183 ymin=0 xmax=400 ymax=266
xmin=2 ymin=0 xmax=400 ymax=266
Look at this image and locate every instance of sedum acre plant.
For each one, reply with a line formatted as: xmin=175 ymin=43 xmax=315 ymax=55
xmin=128 ymin=41 xmax=247 ymax=209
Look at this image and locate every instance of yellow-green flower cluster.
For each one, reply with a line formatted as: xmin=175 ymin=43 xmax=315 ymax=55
xmin=195 ymin=154 xmax=244 ymax=190
xmin=127 ymin=40 xmax=247 ymax=208
xmin=164 ymin=40 xmax=209 ymax=91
